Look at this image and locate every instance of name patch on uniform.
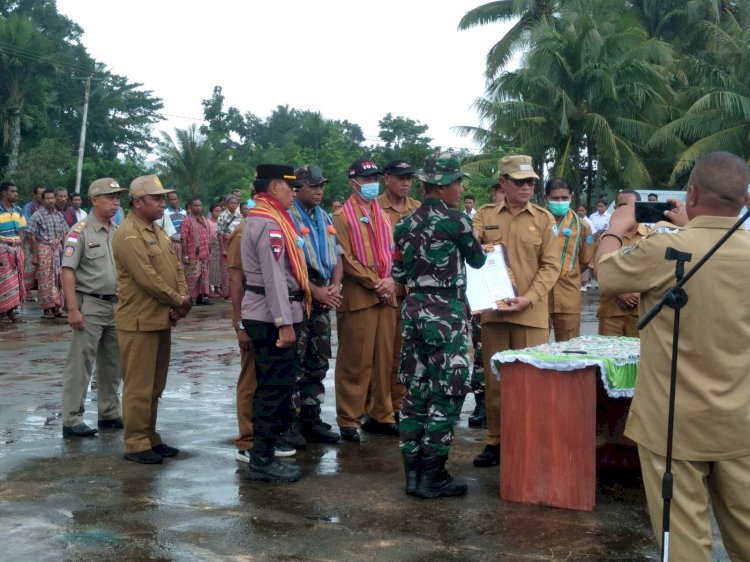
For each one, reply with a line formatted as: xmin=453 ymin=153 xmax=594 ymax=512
xmin=64 ymin=246 xmax=75 ymax=257
xmin=269 ymin=229 xmax=283 ymax=260
xmin=485 ymin=225 xmax=499 ymax=230
xmin=148 ymin=239 xmax=157 ymax=245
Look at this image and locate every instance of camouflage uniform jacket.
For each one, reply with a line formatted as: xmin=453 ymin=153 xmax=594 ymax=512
xmin=393 ymin=197 xmax=486 ymax=327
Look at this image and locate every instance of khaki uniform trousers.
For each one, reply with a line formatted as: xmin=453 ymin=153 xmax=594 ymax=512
xmin=387 ymin=297 xmax=407 ymax=413
xmin=638 ymin=445 xmax=750 ymax=562
xmin=481 ymin=323 xmax=548 ymax=445
xmin=234 ymin=346 xmax=257 ymax=451
xmin=118 ymin=329 xmax=171 ymax=453
xmin=599 ymin=315 xmax=639 ymax=337
xmin=335 ymin=302 xmax=396 ymax=428
xmin=550 ymin=312 xmax=581 ymax=342
xmin=61 ymin=295 xmax=121 ymax=426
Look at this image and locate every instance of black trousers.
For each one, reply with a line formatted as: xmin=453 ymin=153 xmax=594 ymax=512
xmin=243 ymin=320 xmax=301 ymax=457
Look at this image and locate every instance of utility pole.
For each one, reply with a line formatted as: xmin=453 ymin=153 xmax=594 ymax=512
xmin=74 ymin=74 xmax=92 ymax=194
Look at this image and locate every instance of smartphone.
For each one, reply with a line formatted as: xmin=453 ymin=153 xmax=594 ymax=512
xmin=634 ymin=201 xmax=674 ymax=223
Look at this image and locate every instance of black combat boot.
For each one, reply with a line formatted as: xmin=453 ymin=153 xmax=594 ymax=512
xmin=401 ymin=450 xmax=421 ymax=496
xmin=414 ymin=455 xmax=468 ymax=499
xmin=300 ymin=405 xmax=340 ymax=443
xmin=247 ymin=441 xmax=301 ymax=482
xmin=467 ymin=392 xmax=486 ymax=428
xmin=283 ymin=416 xmax=307 ymax=450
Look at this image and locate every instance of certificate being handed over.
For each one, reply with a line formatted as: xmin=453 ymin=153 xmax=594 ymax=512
xmin=466 ymin=243 xmax=517 ymax=313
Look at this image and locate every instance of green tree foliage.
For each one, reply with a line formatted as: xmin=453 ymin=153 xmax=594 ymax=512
xmin=156 ymin=124 xmax=244 ymax=202
xmin=12 ymin=137 xmax=72 ymax=195
xmin=0 ymin=0 xmax=162 ymax=187
xmin=461 ymin=0 xmax=750 ymax=200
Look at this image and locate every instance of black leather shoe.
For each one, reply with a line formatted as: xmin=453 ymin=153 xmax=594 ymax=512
xmin=361 ymin=417 xmax=399 ymax=436
xmin=62 ymin=423 xmax=99 ymax=437
xmin=98 ymin=417 xmax=124 ymax=429
xmin=340 ymin=428 xmax=360 ymax=442
xmin=124 ymin=449 xmax=163 ymax=464
xmin=152 ymin=443 xmax=179 ymax=457
xmin=472 ymin=444 xmax=500 ymax=467
xmin=301 ymin=421 xmax=341 ymax=444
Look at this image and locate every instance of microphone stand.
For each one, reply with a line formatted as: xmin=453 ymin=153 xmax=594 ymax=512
xmin=637 ymin=208 xmax=750 ymax=562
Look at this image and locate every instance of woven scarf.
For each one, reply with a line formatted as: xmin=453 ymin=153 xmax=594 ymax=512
xmin=289 ymin=199 xmax=337 ymax=279
xmin=554 ymin=208 xmax=582 ymax=273
xmin=342 ymin=195 xmax=393 ymax=278
xmin=249 ymin=193 xmax=311 ymax=313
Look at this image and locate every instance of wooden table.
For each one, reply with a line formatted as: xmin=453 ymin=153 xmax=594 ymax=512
xmin=491 ymin=336 xmax=639 ymax=512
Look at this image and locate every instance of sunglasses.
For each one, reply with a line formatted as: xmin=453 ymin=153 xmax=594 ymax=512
xmin=503 ymin=175 xmax=536 ymax=187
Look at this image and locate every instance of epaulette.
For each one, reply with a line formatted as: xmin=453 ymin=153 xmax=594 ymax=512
xmin=72 ymin=220 xmax=88 ymax=233
xmin=477 ymin=202 xmax=500 ymax=211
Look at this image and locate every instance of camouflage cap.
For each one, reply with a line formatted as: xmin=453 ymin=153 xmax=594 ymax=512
xmin=416 ymin=150 xmax=470 ymax=186
xmin=499 ymin=155 xmax=539 ymax=180
xmin=129 ymin=175 xmax=175 ymax=198
xmin=295 ymin=165 xmax=328 ymax=186
xmin=88 ymin=177 xmax=127 ymax=198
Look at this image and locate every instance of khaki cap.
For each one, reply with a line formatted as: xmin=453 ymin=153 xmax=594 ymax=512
xmin=129 ymin=175 xmax=175 ymax=198
xmin=88 ymin=177 xmax=128 ymax=198
xmin=499 ymin=155 xmax=539 ymax=180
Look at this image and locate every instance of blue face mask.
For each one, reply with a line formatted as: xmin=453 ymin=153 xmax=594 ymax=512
xmin=548 ymin=200 xmax=570 ymax=217
xmin=359 ymin=181 xmax=380 ymax=201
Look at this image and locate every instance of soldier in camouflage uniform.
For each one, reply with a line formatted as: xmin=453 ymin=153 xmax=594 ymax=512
xmin=392 ymin=150 xmax=486 ymax=499
xmin=288 ymin=165 xmax=343 ymax=445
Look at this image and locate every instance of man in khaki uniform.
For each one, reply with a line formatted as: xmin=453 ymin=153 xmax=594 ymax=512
xmin=227 ymin=218 xmax=257 ymax=462
xmin=595 ymin=151 xmax=750 ymax=561
xmin=545 ymin=177 xmax=594 ymax=341
xmin=596 ymin=190 xmax=649 ymax=337
xmin=377 ymin=159 xmax=420 ymax=419
xmin=60 ymin=178 xmax=128 ymax=437
xmin=113 ymin=175 xmax=191 ymax=464
xmin=471 ymin=155 xmax=561 ymax=467
xmin=333 ymin=158 xmax=398 ymax=442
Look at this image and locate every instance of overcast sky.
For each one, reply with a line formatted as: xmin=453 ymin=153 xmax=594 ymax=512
xmin=56 ymin=0 xmax=513 ymax=152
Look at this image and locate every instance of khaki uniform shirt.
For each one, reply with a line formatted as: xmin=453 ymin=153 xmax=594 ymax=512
xmin=598 ymin=216 xmax=750 ymax=460
xmin=240 ymin=215 xmax=304 ymax=327
xmin=377 ymin=193 xmax=420 ymax=298
xmin=113 ymin=213 xmax=187 ymax=332
xmin=597 ymin=224 xmax=650 ymax=319
xmin=549 ymin=211 xmax=594 ymax=314
xmin=227 ymin=220 xmax=245 ymax=326
xmin=333 ymin=198 xmax=397 ymax=312
xmin=61 ymin=215 xmax=118 ymax=296
xmin=472 ymin=201 xmax=561 ymax=328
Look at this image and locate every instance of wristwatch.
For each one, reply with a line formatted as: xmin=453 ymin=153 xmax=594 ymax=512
xmin=236 ymin=320 xmax=244 ymax=331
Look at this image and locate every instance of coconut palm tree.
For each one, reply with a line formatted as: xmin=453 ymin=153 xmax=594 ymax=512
xmin=457 ymin=0 xmax=559 ymax=79
xmin=0 ymin=14 xmax=61 ymax=178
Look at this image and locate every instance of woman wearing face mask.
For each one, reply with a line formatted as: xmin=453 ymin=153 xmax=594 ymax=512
xmin=545 ymin=177 xmax=595 ymax=342
xmin=331 ymin=158 xmax=399 ymax=443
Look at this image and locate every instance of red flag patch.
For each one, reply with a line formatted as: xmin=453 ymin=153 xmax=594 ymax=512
xmin=269 ymin=229 xmax=284 ymax=259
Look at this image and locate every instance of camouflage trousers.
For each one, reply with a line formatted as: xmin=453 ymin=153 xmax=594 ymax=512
xmin=292 ymin=304 xmax=331 ymax=420
xmin=243 ymin=320 xmax=302 ymax=456
xmin=470 ymin=314 xmax=485 ymax=393
xmin=398 ymin=312 xmax=471 ymax=457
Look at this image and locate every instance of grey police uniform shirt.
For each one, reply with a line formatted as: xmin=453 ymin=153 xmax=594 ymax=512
xmin=61 ymin=214 xmax=118 ymax=296
xmin=240 ymin=215 xmax=304 ymax=327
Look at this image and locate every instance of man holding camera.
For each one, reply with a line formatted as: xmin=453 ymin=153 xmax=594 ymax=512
xmin=595 ymin=151 xmax=750 ymax=560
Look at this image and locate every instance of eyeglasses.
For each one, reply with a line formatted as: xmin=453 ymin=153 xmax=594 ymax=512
xmin=503 ymin=175 xmax=536 ymax=187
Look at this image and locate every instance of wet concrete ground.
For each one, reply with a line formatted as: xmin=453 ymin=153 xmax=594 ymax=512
xmin=0 ymin=290 xmax=728 ymax=560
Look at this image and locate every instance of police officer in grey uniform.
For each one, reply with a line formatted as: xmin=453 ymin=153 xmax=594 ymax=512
xmin=60 ymin=178 xmax=129 ymax=437
xmin=240 ymin=164 xmax=308 ymax=482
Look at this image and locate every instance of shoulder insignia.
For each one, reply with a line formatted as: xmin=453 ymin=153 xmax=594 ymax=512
xmin=621 ymin=243 xmax=638 ymax=255
xmin=269 ymin=229 xmax=284 ymax=259
xmin=72 ymin=221 xmax=87 ymax=233
xmin=64 ymin=246 xmax=75 ymax=257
